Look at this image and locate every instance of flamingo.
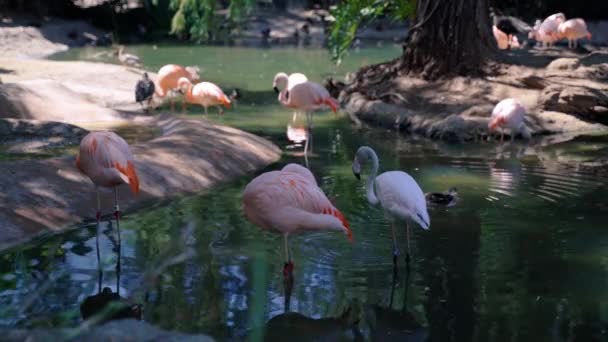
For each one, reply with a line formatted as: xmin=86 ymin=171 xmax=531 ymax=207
xmin=273 ymin=72 xmax=309 ymax=122
xmin=492 ymin=25 xmax=521 ymax=50
xmin=76 ymin=131 xmax=140 ymax=292
xmin=177 ymin=78 xmax=231 ymax=115
xmin=135 ymin=72 xmax=155 ymax=111
xmin=116 ymin=46 xmax=141 ymax=67
xmin=274 ymin=76 xmax=338 ymax=154
xmin=156 ymin=64 xmax=200 ymax=112
xmin=557 ymin=18 xmax=592 ymax=48
xmin=242 ymin=163 xmax=352 ymax=278
xmin=488 ymin=98 xmax=532 ymax=142
xmin=352 ymin=146 xmax=430 ymax=271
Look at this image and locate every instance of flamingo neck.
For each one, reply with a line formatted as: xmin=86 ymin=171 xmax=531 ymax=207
xmin=363 ymin=147 xmax=380 ymax=206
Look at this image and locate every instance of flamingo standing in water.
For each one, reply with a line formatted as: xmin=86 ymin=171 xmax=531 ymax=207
xmin=177 ymin=78 xmax=231 ymax=115
xmin=488 ymin=98 xmax=531 ymax=142
xmin=352 ymin=146 xmax=430 ymax=271
xmin=273 ymin=72 xmax=308 ymax=121
xmin=242 ymin=163 xmax=352 ymax=277
xmin=273 ymin=74 xmax=338 ymax=153
xmin=76 ymin=131 xmax=140 ymax=291
xmin=156 ymin=64 xmax=200 ymax=112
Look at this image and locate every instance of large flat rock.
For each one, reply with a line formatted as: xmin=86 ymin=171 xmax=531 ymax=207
xmin=0 ymin=116 xmax=281 ymax=251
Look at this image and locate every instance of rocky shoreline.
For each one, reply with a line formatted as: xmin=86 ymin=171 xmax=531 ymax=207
xmin=340 ymin=50 xmax=608 ymax=143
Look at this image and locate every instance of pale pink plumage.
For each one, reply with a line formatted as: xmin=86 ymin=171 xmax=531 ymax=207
xmin=76 ymin=131 xmax=139 ymax=194
xmin=488 ymin=98 xmax=531 ymax=141
xmin=279 ymin=81 xmax=338 ymax=113
xmin=558 ymin=18 xmax=592 ymax=48
xmin=178 ymin=78 xmax=231 ymax=115
xmin=156 ymin=64 xmax=200 ymax=112
xmin=242 ymin=163 xmax=351 ymax=239
xmin=493 ymin=25 xmax=520 ymax=50
xmin=76 ymin=131 xmax=140 ymax=281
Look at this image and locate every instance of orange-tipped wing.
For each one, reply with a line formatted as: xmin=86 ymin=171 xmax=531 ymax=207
xmin=77 ymin=131 xmax=140 ymax=194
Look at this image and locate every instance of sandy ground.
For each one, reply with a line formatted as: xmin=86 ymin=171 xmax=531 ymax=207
xmin=0 ymin=58 xmax=281 ymax=252
xmin=342 ymin=47 xmax=608 ymax=143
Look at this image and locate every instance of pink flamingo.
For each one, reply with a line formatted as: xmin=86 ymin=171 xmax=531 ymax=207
xmin=274 ymin=75 xmax=338 ymax=153
xmin=177 ymin=78 xmax=231 ymax=115
xmin=242 ymin=163 xmax=352 ymax=277
xmin=76 ymin=131 xmax=140 ymax=288
xmin=273 ymin=72 xmax=308 ymax=121
xmin=492 ymin=25 xmax=520 ymax=50
xmin=557 ymin=18 xmax=592 ymax=48
xmin=156 ymin=64 xmax=200 ymax=112
xmin=488 ymin=98 xmax=532 ymax=142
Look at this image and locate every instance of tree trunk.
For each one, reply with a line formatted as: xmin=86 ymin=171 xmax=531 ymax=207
xmin=400 ymin=0 xmax=494 ymax=79
xmin=345 ymin=0 xmax=495 ymax=97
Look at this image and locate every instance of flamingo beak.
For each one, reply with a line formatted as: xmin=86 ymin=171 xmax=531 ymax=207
xmin=353 ymin=172 xmax=360 ymax=180
xmin=273 ymin=86 xmax=279 ymax=94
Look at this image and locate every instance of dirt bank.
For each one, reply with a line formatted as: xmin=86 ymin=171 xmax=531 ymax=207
xmin=341 ymin=49 xmax=608 ymax=143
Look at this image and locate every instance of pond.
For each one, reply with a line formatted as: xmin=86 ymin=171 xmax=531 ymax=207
xmin=2 ymin=45 xmax=608 ymax=341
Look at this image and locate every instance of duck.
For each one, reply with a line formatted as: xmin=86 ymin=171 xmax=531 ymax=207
xmin=425 ymin=188 xmax=458 ymax=206
xmin=117 ymin=45 xmax=141 ymax=67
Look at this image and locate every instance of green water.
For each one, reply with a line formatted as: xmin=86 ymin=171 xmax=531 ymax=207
xmin=2 ymin=45 xmax=608 ymax=341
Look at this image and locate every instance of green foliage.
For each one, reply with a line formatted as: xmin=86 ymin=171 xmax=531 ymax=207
xmin=328 ymin=0 xmax=415 ymax=64
xmin=169 ymin=0 xmax=253 ymax=42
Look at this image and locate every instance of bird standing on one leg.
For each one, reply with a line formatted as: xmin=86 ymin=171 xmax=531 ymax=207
xmin=76 ymin=131 xmax=140 ymax=294
xmin=242 ymin=163 xmax=352 ymax=279
xmin=352 ymin=146 xmax=430 ymax=273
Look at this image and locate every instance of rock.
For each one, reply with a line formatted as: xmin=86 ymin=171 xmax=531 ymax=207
xmin=518 ymin=75 xmax=547 ymax=89
xmin=2 ymin=319 xmax=215 ymax=342
xmin=0 ymin=117 xmax=281 ymax=251
xmin=540 ymin=84 xmax=608 ymax=124
xmin=547 ymin=58 xmax=580 ymax=71
xmin=0 ymin=119 xmax=88 ymax=139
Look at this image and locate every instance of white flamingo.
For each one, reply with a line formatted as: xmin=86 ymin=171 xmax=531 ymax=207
xmin=352 ymin=146 xmax=430 ymax=270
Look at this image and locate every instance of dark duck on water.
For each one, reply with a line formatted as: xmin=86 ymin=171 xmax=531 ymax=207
xmin=135 ymin=72 xmax=155 ymax=111
xmin=425 ymin=188 xmax=459 ymax=207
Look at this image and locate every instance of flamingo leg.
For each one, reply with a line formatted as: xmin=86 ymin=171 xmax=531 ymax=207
xmin=405 ymin=222 xmax=411 ymax=271
xmin=114 ymin=187 xmax=121 ymax=295
xmin=501 ymin=129 xmax=505 ymax=142
xmin=218 ymin=105 xmax=224 ymax=115
xmin=390 ymin=222 xmax=399 ymax=272
xmin=181 ymin=99 xmax=186 ymax=114
xmin=511 ymin=131 xmax=515 ymax=142
xmin=96 ymin=190 xmax=103 ymax=293
xmin=204 ymin=106 xmax=209 ymax=116
xmin=283 ymin=234 xmax=294 ymax=277
xmin=292 ymin=111 xmax=298 ymax=122
xmin=170 ymin=98 xmax=175 ymax=113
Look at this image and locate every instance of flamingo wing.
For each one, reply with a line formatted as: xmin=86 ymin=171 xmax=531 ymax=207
xmin=375 ymin=171 xmax=430 ymax=229
xmin=289 ymin=82 xmax=338 ymax=112
xmin=243 ymin=170 xmax=351 ymax=238
xmin=77 ymin=132 xmax=139 ymax=194
xmin=193 ymin=82 xmax=231 ymax=108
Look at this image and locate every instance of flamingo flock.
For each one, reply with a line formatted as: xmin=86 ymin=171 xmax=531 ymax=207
xmin=491 ymin=11 xmax=592 ymax=50
xmin=76 ymin=13 xmax=598 ymax=303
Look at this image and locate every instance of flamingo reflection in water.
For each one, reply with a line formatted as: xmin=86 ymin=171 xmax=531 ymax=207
xmin=76 ymin=131 xmax=140 ymax=295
